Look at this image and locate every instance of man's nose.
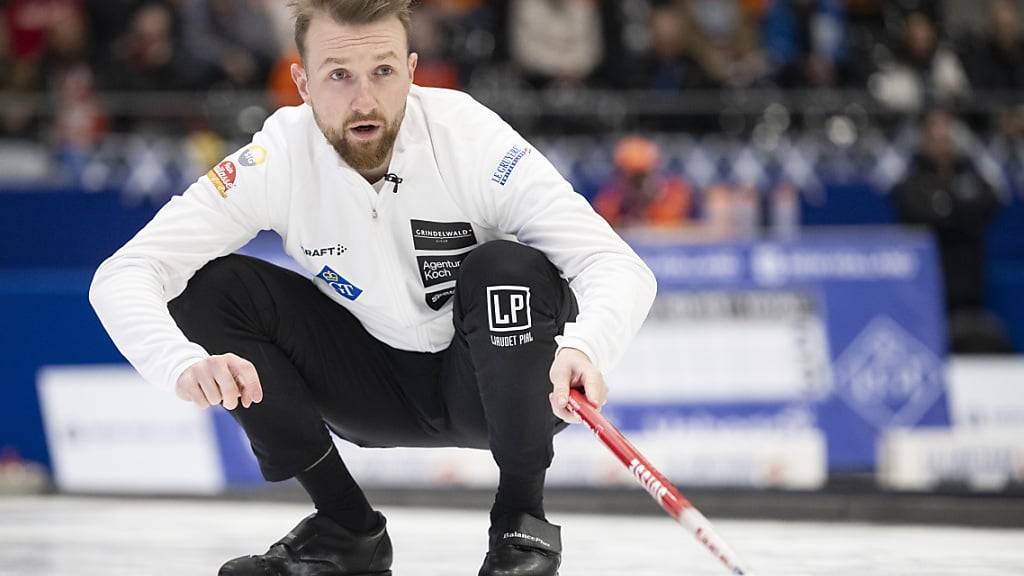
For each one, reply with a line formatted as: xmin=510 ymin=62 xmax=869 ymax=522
xmin=351 ymin=78 xmax=376 ymax=114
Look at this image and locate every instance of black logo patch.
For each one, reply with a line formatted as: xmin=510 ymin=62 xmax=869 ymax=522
xmin=487 ymin=286 xmax=532 ymax=332
xmin=417 ymin=253 xmax=468 ymax=288
xmin=410 ymin=220 xmax=477 ymax=251
xmin=425 ymin=286 xmax=456 ymax=311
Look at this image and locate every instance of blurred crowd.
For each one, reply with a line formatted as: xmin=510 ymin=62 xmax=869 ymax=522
xmin=2 ymin=0 xmax=1022 ymax=352
xmin=3 ymin=0 xmax=1024 ymax=135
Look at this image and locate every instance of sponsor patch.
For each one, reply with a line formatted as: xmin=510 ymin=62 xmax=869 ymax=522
xmin=238 ymin=144 xmax=268 ymax=167
xmin=302 ymin=243 xmax=347 ymax=257
xmin=425 ymin=286 xmax=456 ymax=311
xmin=417 ymin=253 xmax=468 ymax=288
xmin=410 ymin=220 xmax=477 ymax=251
xmin=316 ymin=266 xmax=363 ymax=301
xmin=490 ymin=145 xmax=531 ymax=186
xmin=487 ymin=285 xmax=532 ymax=333
xmin=207 ymin=160 xmax=237 ymax=198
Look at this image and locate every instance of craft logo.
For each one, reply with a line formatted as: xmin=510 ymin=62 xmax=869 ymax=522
xmin=834 ymin=316 xmax=943 ymax=428
xmin=410 ymin=220 xmax=477 ymax=251
xmin=302 ymin=243 xmax=347 ymax=257
xmin=487 ymin=285 xmax=532 ymax=337
xmin=490 ymin=145 xmax=531 ymax=186
xmin=238 ymin=144 xmax=268 ymax=167
xmin=315 ymin=266 xmax=363 ymax=301
xmin=425 ymin=286 xmax=456 ymax=311
xmin=207 ymin=160 xmax=237 ymax=198
xmin=417 ymin=253 xmax=468 ymax=288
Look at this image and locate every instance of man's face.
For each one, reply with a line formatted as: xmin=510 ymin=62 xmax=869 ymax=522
xmin=292 ymin=14 xmax=417 ymax=174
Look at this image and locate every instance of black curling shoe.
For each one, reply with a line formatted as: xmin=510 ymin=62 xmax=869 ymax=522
xmin=478 ymin=513 xmax=562 ymax=576
xmin=218 ymin=512 xmax=392 ymax=576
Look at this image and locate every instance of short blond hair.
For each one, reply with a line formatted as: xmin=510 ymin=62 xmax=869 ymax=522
xmin=288 ymin=0 xmax=413 ymax=60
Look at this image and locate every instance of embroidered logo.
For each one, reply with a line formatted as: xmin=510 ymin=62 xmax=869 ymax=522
xmin=417 ymin=253 xmax=468 ymax=288
xmin=410 ymin=220 xmax=477 ymax=251
xmin=425 ymin=286 xmax=456 ymax=311
xmin=487 ymin=285 xmax=534 ymax=347
xmin=238 ymin=144 xmax=268 ymax=167
xmin=491 ymin=145 xmax=531 ymax=186
xmin=207 ymin=160 xmax=237 ymax=198
xmin=316 ymin=266 xmax=363 ymax=301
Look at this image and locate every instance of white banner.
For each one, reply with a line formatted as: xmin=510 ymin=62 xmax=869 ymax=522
xmin=37 ymin=366 xmax=224 ymax=494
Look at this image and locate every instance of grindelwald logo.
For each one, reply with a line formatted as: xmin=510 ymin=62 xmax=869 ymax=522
xmin=834 ymin=316 xmax=943 ymax=428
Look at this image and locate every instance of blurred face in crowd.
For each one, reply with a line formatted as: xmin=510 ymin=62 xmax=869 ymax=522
xmin=129 ymin=4 xmax=174 ymax=68
xmin=291 ymin=13 xmax=417 ymax=177
xmin=906 ymin=12 xmax=937 ymax=61
xmin=991 ymin=0 xmax=1021 ymax=47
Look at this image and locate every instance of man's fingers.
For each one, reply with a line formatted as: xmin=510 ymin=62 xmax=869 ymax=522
xmin=548 ymin=360 xmax=571 ymax=420
xmin=189 ymin=385 xmax=210 ymax=408
xmin=193 ymin=364 xmax=223 ymax=406
xmin=212 ymin=360 xmax=241 ymax=410
xmin=228 ymin=358 xmax=263 ymax=407
xmin=584 ymin=369 xmax=608 ymax=409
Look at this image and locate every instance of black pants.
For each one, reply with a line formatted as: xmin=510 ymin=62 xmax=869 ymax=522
xmin=168 ymin=240 xmax=576 ymax=482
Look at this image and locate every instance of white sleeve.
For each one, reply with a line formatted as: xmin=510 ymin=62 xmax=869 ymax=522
xmin=89 ymin=128 xmax=283 ymax=390
xmin=466 ymin=109 xmax=657 ymax=373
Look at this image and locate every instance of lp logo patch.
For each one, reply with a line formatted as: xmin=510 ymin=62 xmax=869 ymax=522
xmin=488 ymin=286 xmax=532 ymax=332
xmin=487 ymin=286 xmax=534 ymax=347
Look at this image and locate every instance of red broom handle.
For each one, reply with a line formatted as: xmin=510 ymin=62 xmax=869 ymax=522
xmin=567 ymin=389 xmax=755 ymax=575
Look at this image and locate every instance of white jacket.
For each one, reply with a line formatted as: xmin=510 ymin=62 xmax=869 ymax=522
xmin=90 ymin=86 xmax=657 ymax=390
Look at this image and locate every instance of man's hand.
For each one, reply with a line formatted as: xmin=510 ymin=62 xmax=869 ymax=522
xmin=175 ymin=353 xmax=264 ymax=410
xmin=549 ymin=347 xmax=607 ymax=423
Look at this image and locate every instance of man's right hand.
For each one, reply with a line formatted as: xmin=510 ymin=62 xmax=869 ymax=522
xmin=175 ymin=353 xmax=264 ymax=410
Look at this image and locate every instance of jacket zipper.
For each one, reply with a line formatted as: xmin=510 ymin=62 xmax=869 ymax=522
xmin=360 ymin=173 xmax=423 ymax=347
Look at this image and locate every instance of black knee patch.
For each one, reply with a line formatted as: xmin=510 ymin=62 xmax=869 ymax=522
xmin=458 ymin=240 xmax=555 ymax=289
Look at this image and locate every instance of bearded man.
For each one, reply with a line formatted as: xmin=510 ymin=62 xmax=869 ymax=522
xmin=90 ymin=1 xmax=656 ymax=574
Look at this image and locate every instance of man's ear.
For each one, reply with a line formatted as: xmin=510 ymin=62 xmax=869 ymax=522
xmin=291 ymin=62 xmax=311 ymax=104
xmin=408 ymin=52 xmax=418 ymax=83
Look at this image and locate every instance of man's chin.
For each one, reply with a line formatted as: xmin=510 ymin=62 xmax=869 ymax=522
xmin=339 ymin=141 xmax=390 ymax=172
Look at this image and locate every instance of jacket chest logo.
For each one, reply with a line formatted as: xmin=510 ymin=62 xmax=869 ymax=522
xmin=410 ymin=220 xmax=478 ymax=311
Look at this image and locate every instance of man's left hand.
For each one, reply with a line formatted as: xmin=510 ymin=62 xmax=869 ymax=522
xmin=549 ymin=347 xmax=607 ymax=423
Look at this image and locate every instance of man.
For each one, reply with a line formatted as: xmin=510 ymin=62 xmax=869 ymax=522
xmin=89 ymin=1 xmax=656 ymax=574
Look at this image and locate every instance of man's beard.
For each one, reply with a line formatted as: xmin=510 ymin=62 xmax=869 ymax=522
xmin=314 ymin=105 xmax=405 ymax=173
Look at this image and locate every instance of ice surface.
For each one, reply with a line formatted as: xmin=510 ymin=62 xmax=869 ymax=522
xmin=0 ymin=496 xmax=1022 ymax=575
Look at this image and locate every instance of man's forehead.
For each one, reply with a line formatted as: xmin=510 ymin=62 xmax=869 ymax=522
xmin=307 ymin=15 xmax=407 ymax=64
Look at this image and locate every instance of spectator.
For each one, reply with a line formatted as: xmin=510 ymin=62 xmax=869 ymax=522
xmin=504 ymin=0 xmax=606 ymax=87
xmin=85 ymin=0 xmax=150 ymax=69
xmin=675 ymin=0 xmax=770 ymax=89
xmin=594 ymin=135 xmax=693 ymax=228
xmin=2 ymin=0 xmax=83 ymax=136
xmin=761 ymin=0 xmax=847 ymax=88
xmin=966 ymin=0 xmax=1024 ymax=91
xmin=642 ymin=4 xmax=714 ymax=91
xmin=179 ymin=0 xmax=278 ymax=89
xmin=100 ymin=3 xmax=196 ymax=93
xmin=891 ymin=108 xmax=1010 ymax=353
xmin=872 ymin=10 xmax=970 ymax=112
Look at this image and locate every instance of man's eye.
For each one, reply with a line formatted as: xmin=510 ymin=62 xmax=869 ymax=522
xmin=330 ymin=70 xmax=349 ymax=81
xmin=377 ymin=66 xmax=394 ymax=76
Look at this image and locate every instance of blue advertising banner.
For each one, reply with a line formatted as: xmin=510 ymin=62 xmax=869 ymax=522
xmin=621 ymin=228 xmax=949 ymax=471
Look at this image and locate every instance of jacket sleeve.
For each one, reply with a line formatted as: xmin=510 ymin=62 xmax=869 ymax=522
xmin=89 ymin=126 xmax=284 ymax=390
xmin=463 ymin=106 xmax=657 ymax=373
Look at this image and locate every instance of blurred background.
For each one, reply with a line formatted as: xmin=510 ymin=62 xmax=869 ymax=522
xmin=3 ymin=0 xmax=1024 ymax=531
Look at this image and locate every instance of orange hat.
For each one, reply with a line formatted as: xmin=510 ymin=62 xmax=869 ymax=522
xmin=614 ymin=136 xmax=660 ymax=174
